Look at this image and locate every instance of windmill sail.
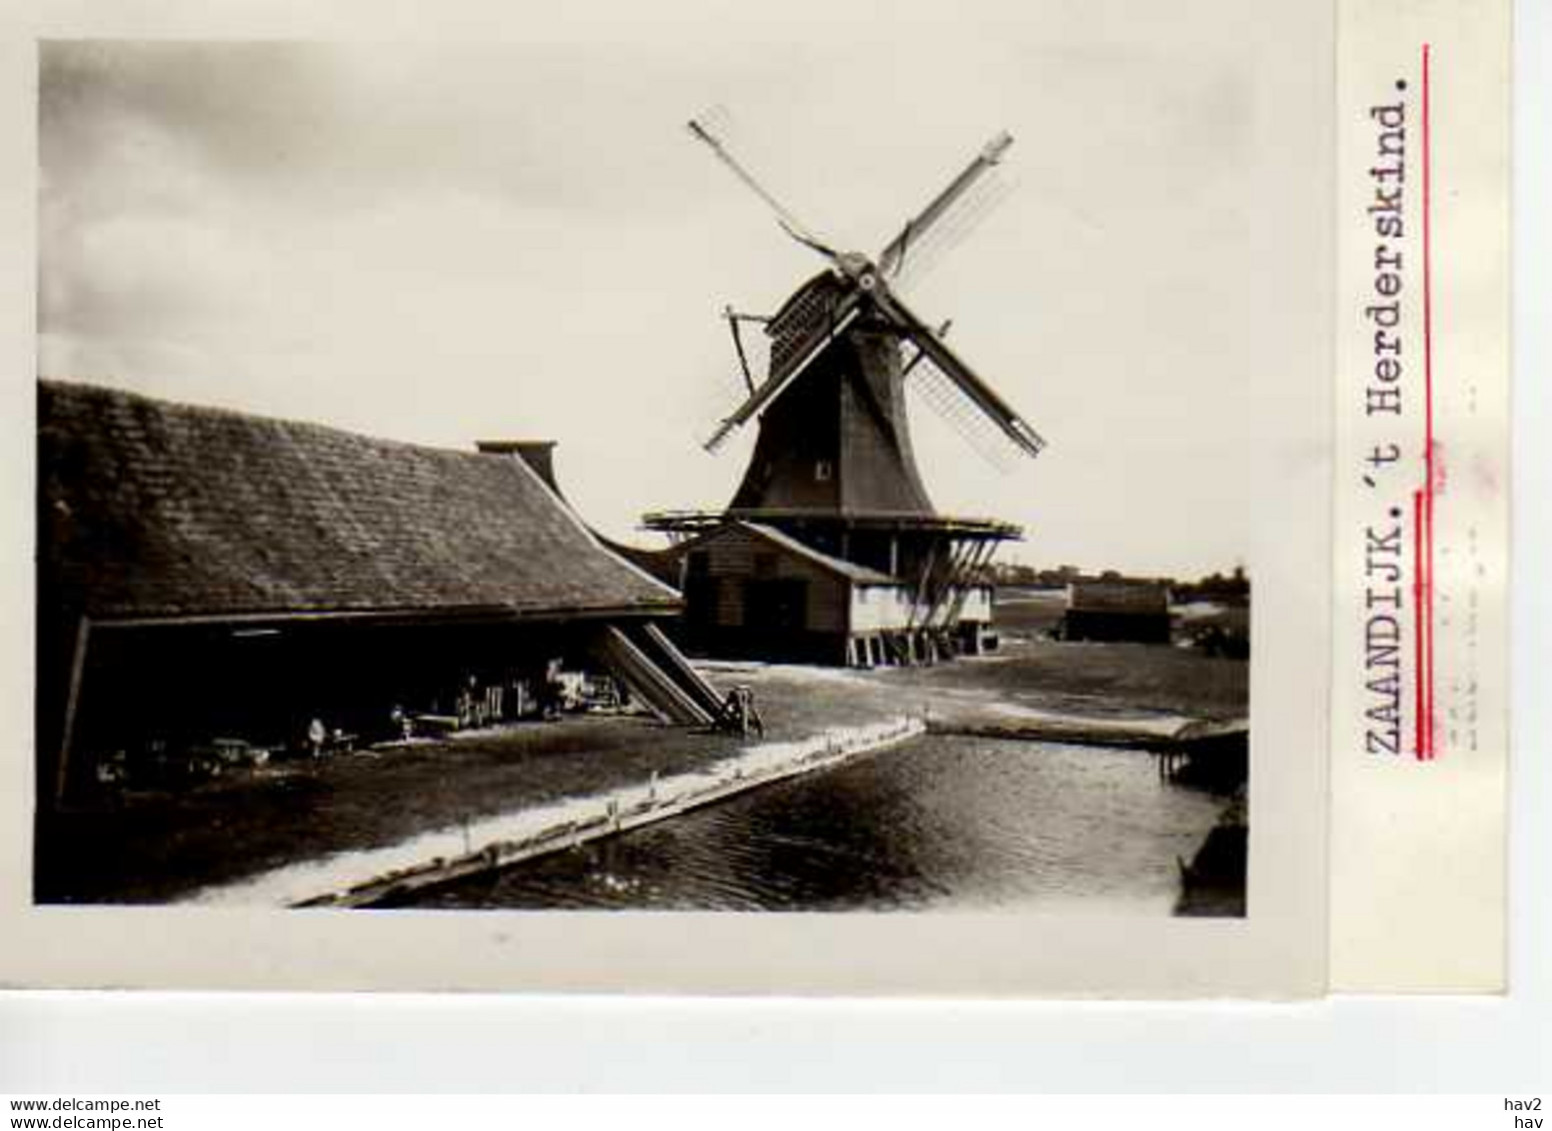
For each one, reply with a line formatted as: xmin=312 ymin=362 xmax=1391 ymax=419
xmin=870 ymin=287 xmax=1045 ymax=458
xmin=704 ymin=277 xmax=864 ymax=452
xmin=704 ymin=303 xmax=863 ymax=451
xmin=884 ymin=168 xmax=1019 ymax=294
xmin=906 ymin=357 xmax=1022 ymax=472
xmin=690 ymin=121 xmax=1043 ymax=466
xmin=686 ymin=118 xmax=840 ymax=260
xmin=877 ymin=132 xmax=1014 ymax=281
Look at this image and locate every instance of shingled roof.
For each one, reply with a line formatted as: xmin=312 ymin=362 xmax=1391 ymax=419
xmin=38 ymin=380 xmax=679 ymax=623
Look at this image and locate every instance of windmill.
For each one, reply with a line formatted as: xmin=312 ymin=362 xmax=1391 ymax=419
xmin=644 ymin=121 xmax=1046 ymax=666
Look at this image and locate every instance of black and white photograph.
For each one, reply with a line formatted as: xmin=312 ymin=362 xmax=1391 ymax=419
xmin=33 ymin=33 xmax=1258 ymax=917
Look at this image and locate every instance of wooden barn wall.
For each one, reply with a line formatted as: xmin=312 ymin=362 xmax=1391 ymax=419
xmin=692 ymin=528 xmax=849 ymax=633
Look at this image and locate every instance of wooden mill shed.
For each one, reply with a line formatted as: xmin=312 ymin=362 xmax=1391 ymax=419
xmin=36 ymin=380 xmax=718 ymax=804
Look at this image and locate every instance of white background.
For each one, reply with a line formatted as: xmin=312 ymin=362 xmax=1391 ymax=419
xmin=0 ymin=0 xmax=1547 ymax=1091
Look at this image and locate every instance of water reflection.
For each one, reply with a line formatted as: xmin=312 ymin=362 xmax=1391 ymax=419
xmin=411 ymin=736 xmax=1227 ymax=914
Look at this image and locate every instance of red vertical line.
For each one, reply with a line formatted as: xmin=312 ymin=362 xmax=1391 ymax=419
xmin=1421 ymin=43 xmax=1437 ymax=758
xmin=1422 ymin=502 xmax=1435 ymax=761
xmin=1413 ymin=489 xmax=1428 ymax=758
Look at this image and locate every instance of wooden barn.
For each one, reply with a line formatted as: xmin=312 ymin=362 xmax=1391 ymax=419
xmin=1059 ymin=580 xmax=1173 ymax=644
xmin=36 ymin=380 xmax=721 ymax=805
xmin=672 ymin=521 xmax=993 ymax=667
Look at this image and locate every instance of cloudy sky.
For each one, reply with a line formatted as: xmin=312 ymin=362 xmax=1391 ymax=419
xmin=37 ymin=8 xmax=1278 ymax=577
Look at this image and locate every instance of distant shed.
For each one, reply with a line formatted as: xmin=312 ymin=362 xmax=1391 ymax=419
xmin=37 ymin=380 xmax=713 ymax=803
xmin=1060 ymin=580 xmax=1173 ymax=644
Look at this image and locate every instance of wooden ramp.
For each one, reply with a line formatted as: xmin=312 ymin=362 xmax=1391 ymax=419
xmin=625 ymin=623 xmax=726 ymax=720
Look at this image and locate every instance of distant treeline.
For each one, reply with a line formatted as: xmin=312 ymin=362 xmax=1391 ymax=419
xmin=984 ymin=563 xmax=1251 ymax=606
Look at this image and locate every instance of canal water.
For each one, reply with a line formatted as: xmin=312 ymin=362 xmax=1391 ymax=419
xmin=409 ymin=735 xmax=1229 ymax=914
